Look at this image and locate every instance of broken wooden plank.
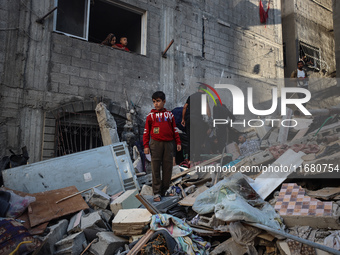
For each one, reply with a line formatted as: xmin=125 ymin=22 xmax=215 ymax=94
xmin=56 ymin=184 xmax=102 ymax=204
xmin=135 ymin=194 xmax=160 ymax=215
xmin=28 ymin=186 xmax=89 ymax=227
xmin=178 ymin=186 xmax=208 ymax=206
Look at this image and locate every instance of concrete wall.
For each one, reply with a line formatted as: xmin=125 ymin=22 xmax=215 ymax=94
xmin=334 ymin=0 xmax=340 ymax=79
xmin=0 ymin=0 xmax=284 ymax=162
xmin=281 ymin=0 xmax=297 ymax=78
xmin=282 ymin=0 xmax=335 ymax=77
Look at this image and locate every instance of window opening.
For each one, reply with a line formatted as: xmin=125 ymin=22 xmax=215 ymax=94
xmin=299 ymin=41 xmax=321 ymax=71
xmin=54 ymin=0 xmax=90 ymax=40
xmin=55 ymin=112 xmax=103 ymax=157
xmin=54 ymin=0 xmax=147 ymax=55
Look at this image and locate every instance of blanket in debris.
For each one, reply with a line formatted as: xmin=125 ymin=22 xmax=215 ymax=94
xmin=150 ymin=214 xmax=211 ymax=255
xmin=192 ymin=172 xmax=284 ymax=230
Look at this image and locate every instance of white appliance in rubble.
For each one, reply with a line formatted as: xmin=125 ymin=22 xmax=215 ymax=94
xmin=3 ymin=142 xmax=140 ymax=195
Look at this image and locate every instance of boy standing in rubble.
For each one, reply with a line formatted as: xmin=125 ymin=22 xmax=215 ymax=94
xmin=143 ymin=91 xmax=181 ymax=202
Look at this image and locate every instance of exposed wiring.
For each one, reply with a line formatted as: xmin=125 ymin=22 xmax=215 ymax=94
xmin=313 ymin=116 xmax=335 ymax=136
xmin=310 ymin=0 xmax=332 ymax=12
xmin=9 ymin=241 xmax=33 ymax=255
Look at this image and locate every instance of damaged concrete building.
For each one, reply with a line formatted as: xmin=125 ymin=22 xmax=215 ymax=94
xmin=0 ymin=0 xmax=283 ymax=162
xmin=282 ymin=0 xmax=335 ymax=78
xmin=0 ymin=0 xmax=337 ymax=163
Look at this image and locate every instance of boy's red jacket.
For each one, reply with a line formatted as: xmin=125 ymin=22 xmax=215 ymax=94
xmin=143 ymin=108 xmax=181 ymax=148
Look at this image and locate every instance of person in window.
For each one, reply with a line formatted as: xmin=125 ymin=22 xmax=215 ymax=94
xmin=302 ymin=55 xmax=314 ymax=67
xmin=290 ymin=61 xmax=309 ymax=106
xmin=290 ymin=61 xmax=309 ymax=88
xmin=116 ymin=37 xmax=130 ymax=52
xmin=101 ymin=33 xmax=119 ymax=49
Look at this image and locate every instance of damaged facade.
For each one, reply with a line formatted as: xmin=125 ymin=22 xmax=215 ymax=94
xmin=282 ymin=0 xmax=335 ymax=78
xmin=2 ymin=1 xmax=340 ymax=254
xmin=0 ymin=0 xmax=285 ymax=162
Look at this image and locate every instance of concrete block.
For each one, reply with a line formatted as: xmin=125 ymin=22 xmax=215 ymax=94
xmin=54 ymin=231 xmax=86 ymax=255
xmin=89 ymin=232 xmax=128 ymax=255
xmin=50 ymin=73 xmax=70 ymax=84
xmin=90 ymin=61 xmax=108 ymax=72
xmin=71 ymin=56 xmax=90 ymax=69
xmin=60 ymin=65 xmax=80 ymax=76
xmin=59 ymin=83 xmax=78 ymax=95
xmin=100 ymin=209 xmax=113 ymax=224
xmin=67 ymin=210 xmax=84 ymax=234
xmin=37 ymin=219 xmax=68 ymax=255
xmin=197 ymin=215 xmax=225 ymax=229
xmin=137 ymin=173 xmax=152 ymax=187
xmin=140 ymin=185 xmax=153 ymax=196
xmin=51 ymin=52 xmax=71 ymax=65
xmin=88 ymin=187 xmax=111 ymax=209
xmin=112 ymin=209 xmax=151 ymax=236
xmin=110 ymin=189 xmax=141 ymax=215
xmin=81 ymin=211 xmax=108 ymax=241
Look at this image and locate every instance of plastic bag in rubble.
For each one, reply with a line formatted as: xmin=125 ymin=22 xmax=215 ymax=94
xmin=2 ymin=189 xmax=36 ymax=218
xmin=324 ymin=231 xmax=340 ymax=250
xmin=192 ymin=172 xmax=283 ymax=230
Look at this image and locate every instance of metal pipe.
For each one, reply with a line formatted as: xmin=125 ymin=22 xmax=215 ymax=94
xmin=36 ymin=7 xmax=57 ymax=24
xmin=245 ymin=222 xmax=340 ymax=255
xmin=162 ymin=39 xmax=174 ymax=58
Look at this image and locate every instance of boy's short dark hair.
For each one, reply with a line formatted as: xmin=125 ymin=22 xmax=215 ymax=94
xmin=152 ymin=91 xmax=166 ymax=101
xmin=297 ymin=61 xmax=304 ymax=65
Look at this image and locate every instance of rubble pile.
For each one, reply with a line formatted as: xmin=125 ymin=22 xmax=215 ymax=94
xmin=1 ymin=110 xmax=340 ymax=255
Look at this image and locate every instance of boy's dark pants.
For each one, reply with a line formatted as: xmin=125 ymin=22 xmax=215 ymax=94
xmin=150 ymin=139 xmax=173 ymax=196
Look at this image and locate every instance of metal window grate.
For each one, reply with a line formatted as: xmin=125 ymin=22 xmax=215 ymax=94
xmin=299 ymin=41 xmax=329 ymax=71
xmin=55 ymin=112 xmax=103 ymax=157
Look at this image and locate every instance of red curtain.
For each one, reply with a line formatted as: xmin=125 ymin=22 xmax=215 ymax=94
xmin=259 ymin=0 xmax=270 ymax=24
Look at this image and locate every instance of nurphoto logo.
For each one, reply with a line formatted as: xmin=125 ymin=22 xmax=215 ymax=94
xmin=200 ymin=83 xmax=311 ymax=128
